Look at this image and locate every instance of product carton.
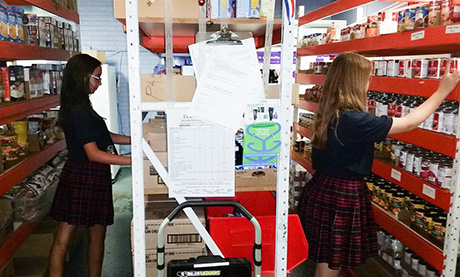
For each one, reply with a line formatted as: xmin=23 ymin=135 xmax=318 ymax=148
xmin=143 ymin=118 xmax=167 ymax=152
xmin=144 ymin=155 xmax=168 ymax=192
xmin=141 ymin=74 xmax=196 ymax=102
xmin=114 ymin=0 xmax=198 ymax=21
xmin=235 ymin=168 xmax=276 ymax=191
xmin=266 ymin=83 xmax=300 ymax=105
xmin=132 ymin=197 xmax=206 ymax=250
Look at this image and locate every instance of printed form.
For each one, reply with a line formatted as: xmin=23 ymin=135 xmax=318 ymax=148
xmin=166 ymin=38 xmax=264 ymax=197
xmin=167 ymin=108 xmax=235 ymax=197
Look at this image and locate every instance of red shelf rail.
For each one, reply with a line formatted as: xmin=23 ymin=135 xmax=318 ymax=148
xmin=372 ymin=159 xmax=451 ymax=212
xmin=373 ymin=203 xmax=444 ymax=273
xmin=389 ymin=129 xmax=456 ymax=158
xmin=297 ymin=24 xmax=460 ymax=57
xmin=293 ymin=122 xmax=312 ymax=139
xmin=0 ymin=139 xmax=66 ymax=196
xmin=294 ymin=99 xmax=318 ymax=113
xmin=291 ymin=151 xmax=315 ymax=173
xmin=0 ymin=95 xmax=60 ymax=125
xmin=0 ymin=41 xmax=74 ymax=61
xmin=296 ymin=73 xmax=460 ymax=101
xmin=0 ymin=220 xmax=41 ymax=268
xmin=8 ymin=0 xmax=79 ymax=23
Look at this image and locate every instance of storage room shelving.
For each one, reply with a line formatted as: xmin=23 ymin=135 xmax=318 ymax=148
xmin=293 ymin=0 xmax=460 ymax=275
xmin=117 ymin=0 xmax=296 ymax=275
xmin=0 ymin=0 xmax=78 ymax=269
xmin=113 ymin=0 xmax=283 ymax=53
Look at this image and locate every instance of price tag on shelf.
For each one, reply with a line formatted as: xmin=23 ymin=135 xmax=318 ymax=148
xmin=446 ymin=25 xmax=460 ymax=34
xmin=391 ymin=169 xmax=401 ymax=182
xmin=411 ymin=30 xmax=425 ymax=41
xmin=422 ymin=184 xmax=436 ymax=199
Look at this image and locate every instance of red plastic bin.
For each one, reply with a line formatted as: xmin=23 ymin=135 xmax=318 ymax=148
xmin=208 ymin=214 xmax=308 ymax=274
xmin=205 ymin=191 xmax=276 ymax=217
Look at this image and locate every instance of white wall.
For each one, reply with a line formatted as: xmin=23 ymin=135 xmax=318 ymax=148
xmin=77 ymin=0 xmax=161 ymax=155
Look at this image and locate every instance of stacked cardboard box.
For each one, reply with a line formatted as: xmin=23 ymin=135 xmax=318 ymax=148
xmin=132 ymin=196 xmax=206 ymax=276
xmin=143 ymin=117 xmax=168 ymax=192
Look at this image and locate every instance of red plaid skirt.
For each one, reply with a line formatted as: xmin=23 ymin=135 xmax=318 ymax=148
xmin=298 ymin=172 xmax=378 ymax=269
xmin=51 ymin=159 xmax=114 ymax=226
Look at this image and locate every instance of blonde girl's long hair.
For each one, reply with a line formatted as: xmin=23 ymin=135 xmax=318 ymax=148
xmin=311 ymin=52 xmax=372 ymax=149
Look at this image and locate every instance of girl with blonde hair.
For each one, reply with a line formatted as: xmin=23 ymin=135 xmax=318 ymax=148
xmin=298 ymin=52 xmax=460 ymax=277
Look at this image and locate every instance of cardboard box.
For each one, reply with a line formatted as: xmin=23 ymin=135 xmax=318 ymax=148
xmin=141 ymin=75 xmax=196 ymax=102
xmin=235 ymin=168 xmax=276 ymax=189
xmin=145 ymin=248 xmax=206 ymax=277
xmin=132 ymin=197 xmax=206 ymax=250
xmin=144 ymin=155 xmax=168 ymax=191
xmin=267 ymin=83 xmax=300 ymax=105
xmin=143 ymin=118 xmax=166 ymax=135
xmin=0 ymin=198 xmax=13 ymax=247
xmin=143 ymin=118 xmax=168 ymax=152
xmin=114 ymin=0 xmax=199 ymax=21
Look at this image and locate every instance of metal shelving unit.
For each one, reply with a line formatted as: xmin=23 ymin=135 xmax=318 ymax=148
xmin=293 ymin=1 xmax=460 ymax=275
xmin=122 ymin=0 xmax=296 ymax=276
xmin=0 ymin=0 xmax=77 ymax=269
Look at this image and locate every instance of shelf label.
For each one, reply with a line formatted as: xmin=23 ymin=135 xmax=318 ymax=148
xmin=391 ymin=169 xmax=402 ymax=182
xmin=422 ymin=184 xmax=436 ymax=199
xmin=411 ymin=30 xmax=425 ymax=41
xmin=446 ymin=25 xmax=460 ymax=34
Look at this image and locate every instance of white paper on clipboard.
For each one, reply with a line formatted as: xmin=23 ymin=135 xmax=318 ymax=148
xmin=167 ymin=107 xmax=235 ymax=197
xmin=188 ymin=38 xmax=265 ymax=131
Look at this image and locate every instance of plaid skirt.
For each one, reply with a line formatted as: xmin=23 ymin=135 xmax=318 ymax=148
xmin=51 ymin=159 xmax=114 ymax=227
xmin=298 ymin=172 xmax=378 ymax=269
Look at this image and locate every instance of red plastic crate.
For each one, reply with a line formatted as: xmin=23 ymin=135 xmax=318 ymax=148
xmin=208 ymin=214 xmax=308 ymax=274
xmin=205 ymin=191 xmax=276 ymax=217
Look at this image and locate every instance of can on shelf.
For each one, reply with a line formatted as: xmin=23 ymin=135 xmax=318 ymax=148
xmin=431 ymin=217 xmax=446 ymax=240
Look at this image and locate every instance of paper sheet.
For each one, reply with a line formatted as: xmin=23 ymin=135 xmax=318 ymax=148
xmin=188 ymin=38 xmax=265 ymax=131
xmin=167 ymin=108 xmax=235 ymax=197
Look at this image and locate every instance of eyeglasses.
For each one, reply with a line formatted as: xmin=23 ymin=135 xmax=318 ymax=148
xmin=91 ymin=75 xmax=102 ymax=83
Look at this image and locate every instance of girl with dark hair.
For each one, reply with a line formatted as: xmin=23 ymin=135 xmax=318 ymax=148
xmin=298 ymin=52 xmax=460 ymax=277
xmin=49 ymin=54 xmax=131 ymax=277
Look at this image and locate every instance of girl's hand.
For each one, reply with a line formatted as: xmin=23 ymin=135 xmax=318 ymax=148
xmin=438 ymin=59 xmax=460 ymax=96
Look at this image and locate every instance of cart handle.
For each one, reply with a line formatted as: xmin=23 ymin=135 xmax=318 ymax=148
xmin=157 ymin=200 xmax=262 ymax=277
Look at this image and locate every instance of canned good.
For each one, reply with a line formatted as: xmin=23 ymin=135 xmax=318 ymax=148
xmin=428 ymin=159 xmax=441 ymax=184
xmin=418 ymin=260 xmax=428 ymax=276
xmin=413 ymin=208 xmax=425 ymax=226
xmin=411 ymin=254 xmax=420 ymax=271
xmin=420 ymin=154 xmax=431 ymax=180
xmin=391 ymin=141 xmax=404 ymax=167
xmin=5 ymin=147 xmax=19 ymax=160
xmin=432 ymin=217 xmax=446 ymax=240
xmin=0 ymin=136 xmax=16 ymax=147
xmin=428 ymin=58 xmax=441 ymax=79
xmin=404 ymin=249 xmax=414 ymax=266
xmin=390 ymin=192 xmax=405 ymax=215
xmin=437 ymin=163 xmax=453 ymax=189
xmin=426 ymin=265 xmax=438 ymax=277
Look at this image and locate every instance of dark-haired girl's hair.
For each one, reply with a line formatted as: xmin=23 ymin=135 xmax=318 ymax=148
xmin=58 ymin=54 xmax=102 ymax=128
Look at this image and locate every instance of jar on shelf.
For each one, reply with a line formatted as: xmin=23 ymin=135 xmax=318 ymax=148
xmin=418 ymin=260 xmax=428 ymax=276
xmin=428 ymin=1 xmax=443 ymax=27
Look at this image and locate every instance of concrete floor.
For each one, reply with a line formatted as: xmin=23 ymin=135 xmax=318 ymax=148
xmin=63 ymin=167 xmax=382 ymax=277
